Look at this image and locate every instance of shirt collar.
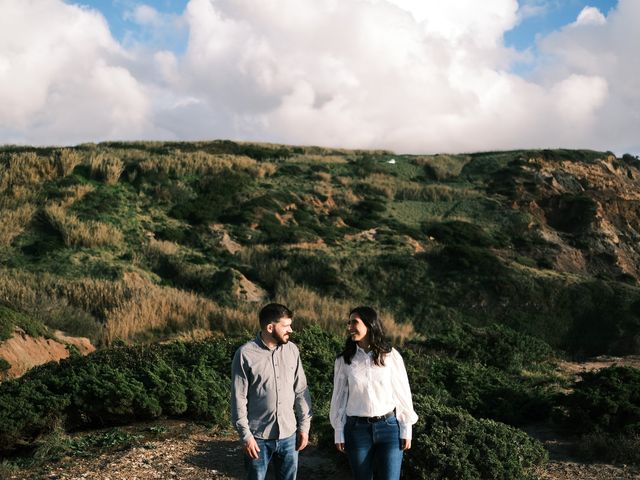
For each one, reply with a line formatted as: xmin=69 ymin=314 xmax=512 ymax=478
xmin=254 ymin=332 xmax=279 ymax=351
xmin=355 ymin=344 xmax=372 ymax=356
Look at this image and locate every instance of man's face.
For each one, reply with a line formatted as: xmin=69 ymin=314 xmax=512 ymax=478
xmin=270 ymin=316 xmax=293 ymax=345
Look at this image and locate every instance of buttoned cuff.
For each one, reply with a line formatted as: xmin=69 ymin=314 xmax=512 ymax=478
xmin=399 ymin=423 xmax=412 ymax=440
xmin=334 ymin=428 xmax=345 ymax=444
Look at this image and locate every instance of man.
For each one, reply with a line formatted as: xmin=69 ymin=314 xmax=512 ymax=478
xmin=231 ymin=303 xmax=312 ymax=480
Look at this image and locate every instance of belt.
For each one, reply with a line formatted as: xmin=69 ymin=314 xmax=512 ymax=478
xmin=353 ymin=411 xmax=395 ymax=423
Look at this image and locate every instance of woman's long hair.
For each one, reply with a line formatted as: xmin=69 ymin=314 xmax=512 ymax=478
xmin=340 ymin=306 xmax=391 ymax=366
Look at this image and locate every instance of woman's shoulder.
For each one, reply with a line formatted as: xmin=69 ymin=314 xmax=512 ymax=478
xmin=387 ymin=347 xmax=405 ymax=362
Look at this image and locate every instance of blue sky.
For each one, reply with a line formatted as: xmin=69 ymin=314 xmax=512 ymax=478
xmin=2 ymin=0 xmax=638 ymax=154
xmin=504 ymin=0 xmax=618 ymax=49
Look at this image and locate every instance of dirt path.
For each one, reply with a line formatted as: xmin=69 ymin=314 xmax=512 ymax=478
xmin=11 ymin=422 xmax=352 ymax=480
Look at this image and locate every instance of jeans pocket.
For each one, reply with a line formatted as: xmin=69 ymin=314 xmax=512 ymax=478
xmin=384 ymin=415 xmax=398 ymax=426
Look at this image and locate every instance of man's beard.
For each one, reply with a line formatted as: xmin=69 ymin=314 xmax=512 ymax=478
xmin=273 ymin=331 xmax=290 ymax=345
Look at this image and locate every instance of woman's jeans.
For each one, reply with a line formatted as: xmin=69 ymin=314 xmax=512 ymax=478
xmin=244 ymin=433 xmax=298 ymax=480
xmin=344 ymin=415 xmax=403 ymax=480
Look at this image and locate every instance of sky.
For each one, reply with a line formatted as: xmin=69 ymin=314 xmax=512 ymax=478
xmin=0 ymin=0 xmax=637 ymax=155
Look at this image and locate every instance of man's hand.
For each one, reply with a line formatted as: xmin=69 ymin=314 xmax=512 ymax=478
xmin=243 ymin=437 xmax=261 ymax=459
xmin=335 ymin=442 xmax=345 ymax=453
xmin=296 ymin=431 xmax=309 ymax=451
xmin=401 ymin=438 xmax=412 ymax=450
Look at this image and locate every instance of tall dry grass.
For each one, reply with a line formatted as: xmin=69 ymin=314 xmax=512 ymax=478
xmin=0 ymin=270 xmax=104 ymax=342
xmin=0 ymin=204 xmax=36 ymax=246
xmin=275 ymin=279 xmax=414 ymax=344
xmin=414 ymin=154 xmax=471 ymax=180
xmin=396 ymin=184 xmax=478 ymax=202
xmin=89 ymin=153 xmax=124 ymax=185
xmin=55 ymin=149 xmax=82 ymax=177
xmin=0 ymin=269 xmax=257 ymax=345
xmin=0 ymin=152 xmax=57 ymax=192
xmin=137 ymin=152 xmax=276 ymax=179
xmin=43 ymin=203 xmax=124 ymax=248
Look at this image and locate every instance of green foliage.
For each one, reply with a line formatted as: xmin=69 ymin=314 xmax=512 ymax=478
xmin=405 ymin=396 xmax=546 ymax=479
xmin=0 ymin=337 xmax=238 ymax=451
xmin=170 ymin=170 xmax=255 ymax=225
xmin=423 ymin=220 xmax=498 ymax=247
xmin=561 ymin=366 xmax=640 ymax=435
xmin=0 ymin=305 xmax=49 ymax=341
xmin=0 ymin=357 xmax=10 ymax=372
xmin=426 ymin=322 xmax=554 ymax=372
xmin=544 ymin=193 xmax=598 ymax=233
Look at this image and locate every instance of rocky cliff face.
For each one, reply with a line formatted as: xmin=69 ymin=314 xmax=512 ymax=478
xmin=0 ymin=327 xmax=95 ymax=380
xmin=488 ymin=151 xmax=640 ymax=284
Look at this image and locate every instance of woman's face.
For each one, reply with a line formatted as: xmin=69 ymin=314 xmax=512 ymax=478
xmin=347 ymin=313 xmax=369 ymax=343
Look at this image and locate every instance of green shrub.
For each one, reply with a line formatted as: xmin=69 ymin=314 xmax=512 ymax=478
xmin=405 ymin=396 xmax=546 ymax=479
xmin=561 ymin=366 xmax=640 ymax=435
xmin=0 ymin=357 xmax=10 ymax=372
xmin=422 ymin=220 xmax=496 ymax=247
xmin=0 ymin=337 xmax=239 ymax=451
xmin=426 ymin=322 xmax=554 ymax=372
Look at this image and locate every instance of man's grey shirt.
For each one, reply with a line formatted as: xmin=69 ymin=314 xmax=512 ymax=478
xmin=231 ymin=334 xmax=312 ymax=442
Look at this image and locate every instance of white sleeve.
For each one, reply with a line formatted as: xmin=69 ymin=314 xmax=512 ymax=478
xmin=389 ymin=348 xmax=418 ymax=440
xmin=329 ymin=357 xmax=349 ymax=443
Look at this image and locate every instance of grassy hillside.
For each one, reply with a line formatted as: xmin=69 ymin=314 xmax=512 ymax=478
xmin=0 ymin=142 xmax=639 ymax=354
xmin=2 ymin=142 xmax=640 ymax=478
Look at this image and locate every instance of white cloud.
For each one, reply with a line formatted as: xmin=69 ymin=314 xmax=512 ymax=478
xmin=126 ymin=5 xmax=162 ymax=27
xmin=0 ymin=0 xmax=638 ymax=155
xmin=0 ymin=0 xmax=152 ymax=144
xmin=573 ymin=6 xmax=607 ymax=26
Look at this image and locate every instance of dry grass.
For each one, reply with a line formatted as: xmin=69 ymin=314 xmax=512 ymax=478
xmin=89 ymin=153 xmax=124 ymax=185
xmin=0 ymin=269 xmax=257 ymax=345
xmin=0 ymin=152 xmax=57 ymax=192
xmin=414 ymin=154 xmax=471 ymax=180
xmin=362 ymin=173 xmax=399 ymax=199
xmin=396 ymin=184 xmax=477 ymax=202
xmin=0 ymin=204 xmax=36 ymax=246
xmin=288 ymin=154 xmax=349 ymax=164
xmin=146 ymin=238 xmax=181 ymax=257
xmin=313 ymin=172 xmax=332 ymax=182
xmin=43 ymin=203 xmax=124 ymax=248
xmin=137 ymin=152 xmax=276 ymax=179
xmin=55 ymin=149 xmax=82 ymax=177
xmin=275 ymin=280 xmax=414 ymax=344
xmin=103 ymin=273 xmax=256 ymax=343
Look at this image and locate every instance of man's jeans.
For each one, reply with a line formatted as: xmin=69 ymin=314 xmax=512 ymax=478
xmin=244 ymin=433 xmax=298 ymax=480
xmin=344 ymin=415 xmax=403 ymax=480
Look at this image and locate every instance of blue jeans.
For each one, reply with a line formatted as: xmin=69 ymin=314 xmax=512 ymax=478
xmin=244 ymin=433 xmax=298 ymax=480
xmin=344 ymin=415 xmax=403 ymax=480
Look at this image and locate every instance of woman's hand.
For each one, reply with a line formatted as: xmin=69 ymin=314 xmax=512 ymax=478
xmin=401 ymin=438 xmax=412 ymax=450
xmin=335 ymin=442 xmax=345 ymax=453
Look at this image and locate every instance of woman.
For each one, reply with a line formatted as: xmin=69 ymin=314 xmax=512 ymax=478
xmin=330 ymin=306 xmax=418 ymax=480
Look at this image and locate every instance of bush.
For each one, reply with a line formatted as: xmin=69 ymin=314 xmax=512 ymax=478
xmin=561 ymin=366 xmax=640 ymax=435
xmin=422 ymin=220 xmax=496 ymax=247
xmin=426 ymin=322 xmax=553 ymax=373
xmin=405 ymin=396 xmax=546 ymax=479
xmin=0 ymin=337 xmax=239 ymax=451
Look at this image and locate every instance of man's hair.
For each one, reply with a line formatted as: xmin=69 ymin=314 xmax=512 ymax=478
xmin=259 ymin=303 xmax=293 ymax=328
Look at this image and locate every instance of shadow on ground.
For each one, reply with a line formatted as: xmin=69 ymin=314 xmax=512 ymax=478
xmin=187 ymin=440 xmax=352 ymax=480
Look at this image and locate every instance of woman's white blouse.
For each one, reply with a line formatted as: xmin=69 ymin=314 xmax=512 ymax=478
xmin=330 ymin=346 xmax=418 ymax=443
